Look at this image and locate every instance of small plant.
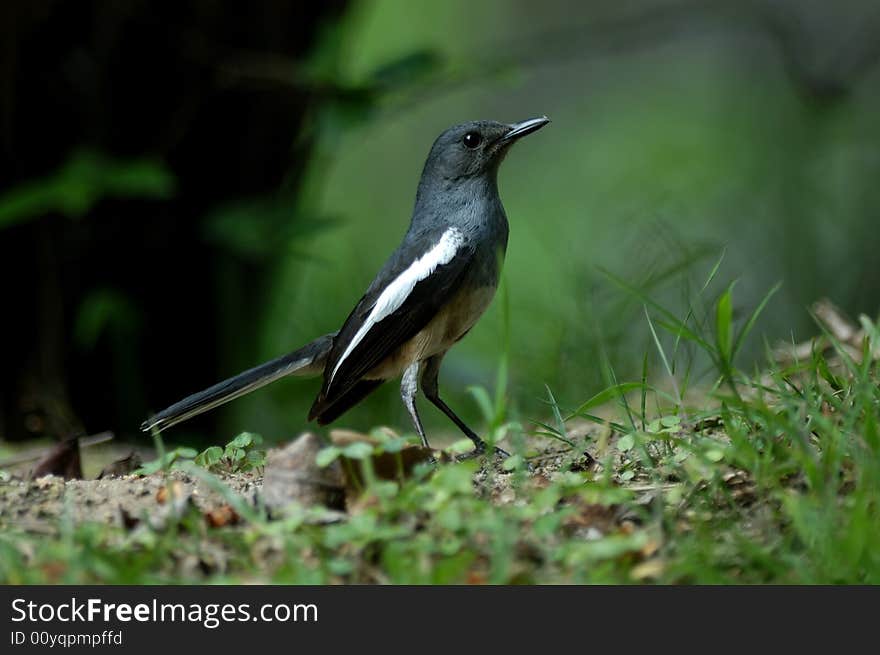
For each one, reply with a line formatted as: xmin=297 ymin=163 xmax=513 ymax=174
xmin=194 ymin=432 xmax=266 ymax=473
xmin=134 ymin=446 xmax=198 ymax=476
xmin=134 ymin=432 xmax=266 ymax=475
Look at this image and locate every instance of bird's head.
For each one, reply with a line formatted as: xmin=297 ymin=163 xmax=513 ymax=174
xmin=422 ymin=117 xmax=550 ymax=182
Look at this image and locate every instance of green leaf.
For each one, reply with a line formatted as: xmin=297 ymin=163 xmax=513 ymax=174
xmin=136 ymin=458 xmax=165 ymax=476
xmin=701 ymin=248 xmax=726 ymax=294
xmin=654 ymin=318 xmax=712 ymax=352
xmin=599 ymin=265 xmax=713 ymax=354
xmin=815 ymin=352 xmax=843 ymax=391
xmin=341 ymin=442 xmax=374 ymax=460
xmin=228 ymin=448 xmax=246 ymax=462
xmin=73 ymin=289 xmax=140 ymax=350
xmin=194 ymin=446 xmax=224 ymax=469
xmin=640 ymin=352 xmax=649 ymax=431
xmin=467 ymin=386 xmax=494 ymax=422
xmin=705 ymin=449 xmax=724 ymax=463
xmin=245 ymin=449 xmax=266 ymax=468
xmin=617 ymin=434 xmax=635 ymax=452
xmin=644 ymin=307 xmax=682 ymax=405
xmin=716 ymin=282 xmax=736 ymax=365
xmin=0 ymin=150 xmax=174 ymax=229
xmin=731 ymin=281 xmax=781 ymax=360
xmin=532 ymin=423 xmax=577 ymax=448
xmin=134 ymin=446 xmax=196 ymax=475
xmin=447 ymin=439 xmax=475 ymax=455
xmin=315 ymin=447 xmax=341 ymax=468
xmin=502 ymin=454 xmax=523 ymax=471
xmin=566 ymin=383 xmax=646 ymax=421
xmin=203 ymin=198 xmax=337 ymax=260
xmin=543 ymin=385 xmax=569 ymax=443
xmin=369 ymin=50 xmax=443 ymax=90
xmin=227 ymin=432 xmax=257 ymax=449
xmin=376 ymin=437 xmax=408 ymax=454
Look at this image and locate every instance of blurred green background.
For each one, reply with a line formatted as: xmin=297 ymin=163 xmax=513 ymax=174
xmin=2 ymin=0 xmax=879 ymax=448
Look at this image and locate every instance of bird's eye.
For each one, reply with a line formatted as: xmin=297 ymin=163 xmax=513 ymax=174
xmin=462 ymin=132 xmax=482 ymax=149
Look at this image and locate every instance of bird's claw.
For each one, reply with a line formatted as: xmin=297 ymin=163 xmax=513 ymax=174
xmin=452 ymin=442 xmax=510 ymax=462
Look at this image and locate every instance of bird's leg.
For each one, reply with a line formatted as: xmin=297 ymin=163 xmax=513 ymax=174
xmin=420 ymin=354 xmax=510 ymax=459
xmin=401 ymin=361 xmax=430 ymax=449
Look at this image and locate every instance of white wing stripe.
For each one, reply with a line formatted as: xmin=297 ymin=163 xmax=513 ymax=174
xmin=330 ymin=227 xmax=465 ymax=384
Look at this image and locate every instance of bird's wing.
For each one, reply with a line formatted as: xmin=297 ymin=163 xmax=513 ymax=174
xmin=309 ymin=227 xmax=474 ymax=419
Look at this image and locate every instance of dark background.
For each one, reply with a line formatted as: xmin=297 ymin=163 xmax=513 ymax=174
xmin=1 ymin=1 xmax=345 ymax=443
xmin=2 ymin=0 xmax=879 ymax=450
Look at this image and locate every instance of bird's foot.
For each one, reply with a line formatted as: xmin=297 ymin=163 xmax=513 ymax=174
xmin=453 ymin=440 xmax=510 ymax=462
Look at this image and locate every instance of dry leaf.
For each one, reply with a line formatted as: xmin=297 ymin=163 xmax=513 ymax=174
xmin=32 ymin=438 xmax=82 ymax=480
xmin=640 ymin=536 xmax=662 ymax=558
xmin=99 ymin=451 xmax=142 ymax=479
xmin=155 ymin=479 xmax=186 ymax=505
xmin=630 ymin=559 xmax=666 ymax=580
xmin=204 ymin=505 xmax=239 ymax=528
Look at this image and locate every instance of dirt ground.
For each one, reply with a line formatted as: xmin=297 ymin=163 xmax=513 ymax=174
xmin=0 ymin=426 xmax=600 ymax=537
xmin=0 ymin=469 xmax=262 ymax=534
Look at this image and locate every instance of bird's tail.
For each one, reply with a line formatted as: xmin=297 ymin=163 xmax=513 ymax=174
xmin=141 ymin=333 xmax=336 ymax=434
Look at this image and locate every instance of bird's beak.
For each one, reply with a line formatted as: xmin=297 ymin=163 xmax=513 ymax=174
xmin=501 ymin=116 xmax=550 ymax=143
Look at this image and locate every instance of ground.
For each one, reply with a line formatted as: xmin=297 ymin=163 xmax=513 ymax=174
xmin=1 ymin=299 xmax=878 ymax=583
xmin=0 ymin=418 xmax=785 ymax=584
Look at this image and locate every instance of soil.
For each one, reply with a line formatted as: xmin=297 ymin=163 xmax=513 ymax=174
xmin=0 ymin=425 xmax=604 ymax=536
xmin=0 ymin=469 xmax=262 ymax=534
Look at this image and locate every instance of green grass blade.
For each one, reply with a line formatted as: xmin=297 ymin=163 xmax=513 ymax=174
xmin=543 ymin=384 xmax=570 ymax=444
xmin=641 ymin=352 xmax=649 ymax=431
xmin=716 ymin=281 xmax=736 ymax=367
xmin=732 ymin=281 xmax=781 ymax=361
xmin=654 ymin=318 xmax=713 ymax=353
xmin=644 ymin=306 xmax=681 ymax=406
xmin=701 ymin=248 xmax=726 ymax=294
xmin=565 ymin=382 xmax=647 ymax=422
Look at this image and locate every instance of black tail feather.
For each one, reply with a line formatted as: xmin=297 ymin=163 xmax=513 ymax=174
xmin=141 ymin=333 xmax=335 ymax=433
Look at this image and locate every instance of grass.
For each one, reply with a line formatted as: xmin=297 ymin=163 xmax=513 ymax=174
xmin=2 ymin=264 xmax=879 ymax=584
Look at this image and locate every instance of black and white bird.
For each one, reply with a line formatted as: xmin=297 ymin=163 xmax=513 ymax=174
xmin=142 ymin=116 xmax=550 ymax=455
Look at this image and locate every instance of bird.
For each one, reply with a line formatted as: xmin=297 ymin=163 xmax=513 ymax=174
xmin=142 ymin=116 xmax=550 ymax=456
